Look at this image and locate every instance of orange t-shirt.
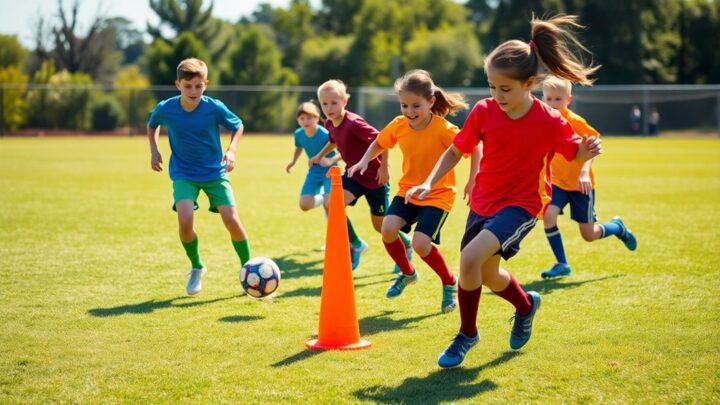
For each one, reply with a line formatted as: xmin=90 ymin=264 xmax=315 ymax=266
xmin=377 ymin=115 xmax=460 ymax=212
xmin=550 ymin=108 xmax=600 ymax=191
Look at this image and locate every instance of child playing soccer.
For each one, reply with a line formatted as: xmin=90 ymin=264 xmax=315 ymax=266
xmin=349 ymin=70 xmax=480 ymax=313
xmin=540 ymin=76 xmax=637 ymax=279
xmin=147 ymin=58 xmax=251 ymax=296
xmin=309 ymin=80 xmax=412 ymax=272
xmin=406 ymin=15 xmax=602 ymax=368
xmin=285 ymin=101 xmax=340 ymax=216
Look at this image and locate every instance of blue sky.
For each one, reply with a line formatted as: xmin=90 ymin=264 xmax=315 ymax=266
xmin=0 ymin=0 xmax=321 ymax=47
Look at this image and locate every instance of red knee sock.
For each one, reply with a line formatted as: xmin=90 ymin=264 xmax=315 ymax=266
xmin=420 ymin=246 xmax=456 ymax=285
xmin=493 ymin=274 xmax=531 ymax=315
xmin=383 ymin=237 xmax=414 ymax=275
xmin=459 ymin=286 xmax=482 ymax=337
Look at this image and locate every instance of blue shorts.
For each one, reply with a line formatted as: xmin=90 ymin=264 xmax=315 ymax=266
xmin=460 ymin=206 xmax=537 ymax=260
xmin=386 ymin=196 xmax=449 ymax=244
xmin=342 ymin=173 xmax=389 ymax=216
xmin=301 ymin=168 xmax=331 ymax=196
xmin=550 ymin=185 xmax=597 ymax=224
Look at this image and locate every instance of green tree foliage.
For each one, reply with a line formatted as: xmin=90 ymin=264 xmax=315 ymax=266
xmin=676 ymin=0 xmax=720 ymax=84
xmin=0 ymin=35 xmax=28 ymax=69
xmin=25 ymin=60 xmax=94 ymax=129
xmin=272 ymin=0 xmax=316 ymax=68
xmin=104 ymin=17 xmax=146 ymax=65
xmin=145 ymin=31 xmax=211 ymax=85
xmin=297 ymin=36 xmax=353 ymax=85
xmin=220 ymin=25 xmax=299 ymax=131
xmin=403 ymin=27 xmax=482 ymax=86
xmin=113 ymin=66 xmax=157 ymax=130
xmin=91 ymin=95 xmax=125 ymax=131
xmin=317 ymin=0 xmax=367 ymax=35
xmin=0 ymin=67 xmax=29 ymax=130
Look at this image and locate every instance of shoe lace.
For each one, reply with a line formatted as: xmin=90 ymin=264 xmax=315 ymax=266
xmin=445 ymin=334 xmax=468 ymax=356
xmin=509 ymin=314 xmax=529 ymax=338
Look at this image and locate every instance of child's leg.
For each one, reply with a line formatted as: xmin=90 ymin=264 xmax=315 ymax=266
xmin=381 ymin=215 xmax=413 ymax=275
xmin=217 ymin=205 xmax=251 ymax=265
xmin=543 ymin=205 xmax=568 ymax=264
xmin=484 ymin=261 xmax=531 ymax=315
xmin=299 ymin=194 xmax=324 ymax=211
xmin=177 ymin=200 xmax=203 ymax=269
xmin=341 ymin=189 xmax=363 ymax=246
xmin=415 ymin=233 xmax=455 ymax=286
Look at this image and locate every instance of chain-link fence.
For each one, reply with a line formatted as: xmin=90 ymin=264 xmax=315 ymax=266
xmin=1 ymin=84 xmax=719 ymax=135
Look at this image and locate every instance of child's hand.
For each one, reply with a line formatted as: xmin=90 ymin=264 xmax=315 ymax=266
xmin=577 ymin=173 xmax=592 ymax=195
xmin=463 ymin=179 xmax=475 ymax=205
xmin=286 ymin=161 xmax=295 ymax=173
xmin=308 ymin=155 xmax=321 ymax=167
xmin=223 ymin=150 xmax=236 ymax=172
xmin=151 ymin=151 xmax=163 ymax=172
xmin=347 ymin=161 xmax=368 ymax=178
xmin=405 ymin=183 xmax=431 ymax=204
xmin=577 ymin=136 xmax=602 ymax=161
xmin=376 ymin=165 xmax=389 ymax=185
xmin=318 ymin=157 xmax=332 ymax=167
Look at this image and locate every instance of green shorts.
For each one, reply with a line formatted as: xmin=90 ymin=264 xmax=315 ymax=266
xmin=172 ymin=177 xmax=236 ymax=213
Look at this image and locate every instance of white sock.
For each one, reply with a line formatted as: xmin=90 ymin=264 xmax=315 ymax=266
xmin=313 ymin=194 xmax=324 ymax=208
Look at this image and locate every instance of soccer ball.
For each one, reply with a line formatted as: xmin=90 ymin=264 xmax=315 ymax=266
xmin=239 ymin=257 xmax=281 ymax=298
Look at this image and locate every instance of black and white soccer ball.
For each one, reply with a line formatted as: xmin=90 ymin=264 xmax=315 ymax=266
xmin=239 ymin=257 xmax=281 ymax=298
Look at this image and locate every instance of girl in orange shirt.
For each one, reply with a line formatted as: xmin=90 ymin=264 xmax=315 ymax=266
xmin=349 ymin=70 xmax=480 ymax=313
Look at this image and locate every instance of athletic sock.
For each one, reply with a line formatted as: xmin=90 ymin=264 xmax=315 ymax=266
xmin=182 ymin=237 xmax=204 ymax=269
xmin=313 ymin=194 xmax=324 ymax=208
xmin=420 ymin=245 xmax=455 ymax=285
xmin=493 ymin=274 xmax=532 ymax=315
xmin=347 ymin=217 xmax=361 ymax=246
xmin=545 ymin=226 xmax=568 ymax=263
xmin=459 ymin=286 xmax=482 ymax=337
xmin=599 ymin=221 xmax=622 ymax=238
xmin=232 ymin=239 xmax=251 ymax=265
xmin=383 ymin=237 xmax=414 ymax=275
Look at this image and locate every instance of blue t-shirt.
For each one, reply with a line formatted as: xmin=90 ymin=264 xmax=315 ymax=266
xmin=148 ymin=95 xmax=242 ymax=181
xmin=293 ymin=125 xmax=338 ymax=174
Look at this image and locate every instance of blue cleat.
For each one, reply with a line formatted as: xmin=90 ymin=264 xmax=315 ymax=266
xmin=441 ymin=280 xmax=458 ymax=313
xmin=385 ymin=271 xmax=419 ymax=298
xmin=541 ymin=263 xmax=572 ymax=279
xmin=611 ymin=216 xmax=637 ymax=251
xmin=438 ymin=332 xmax=480 ymax=368
xmin=350 ymin=240 xmax=368 ymax=271
xmin=186 ymin=267 xmax=206 ymax=296
xmin=509 ymin=291 xmax=541 ymax=350
xmin=393 ymin=244 xmax=414 ymax=274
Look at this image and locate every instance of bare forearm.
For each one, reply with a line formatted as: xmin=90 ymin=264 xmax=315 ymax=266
xmin=227 ymin=125 xmax=244 ymax=153
xmin=147 ymin=125 xmax=160 ymax=153
xmin=427 ymin=145 xmax=463 ymax=186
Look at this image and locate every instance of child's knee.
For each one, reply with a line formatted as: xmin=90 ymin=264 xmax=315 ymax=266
xmin=411 ymin=237 xmax=431 ymax=257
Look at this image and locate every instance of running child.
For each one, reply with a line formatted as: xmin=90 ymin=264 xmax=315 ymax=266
xmin=540 ymin=76 xmax=637 ymax=279
xmin=349 ymin=69 xmax=480 ymax=313
xmin=309 ymin=80 xmax=412 ymax=272
xmin=406 ymin=15 xmax=602 ymax=368
xmin=148 ymin=58 xmax=251 ymax=296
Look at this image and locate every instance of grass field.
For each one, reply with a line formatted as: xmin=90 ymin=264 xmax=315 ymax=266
xmin=1 ymin=135 xmax=719 ymax=403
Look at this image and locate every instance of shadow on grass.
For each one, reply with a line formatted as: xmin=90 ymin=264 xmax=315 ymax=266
xmin=360 ymin=310 xmax=441 ymax=336
xmin=517 ymin=274 xmax=626 ymax=296
xmin=218 ymin=315 xmax=264 ymax=322
xmin=271 ymin=253 xmax=323 ymax=280
xmin=277 ymin=271 xmax=390 ymax=299
xmin=87 ymin=295 xmax=238 ymax=317
xmin=354 ymin=351 xmax=522 ymax=404
xmin=271 ymin=347 xmax=324 ymax=367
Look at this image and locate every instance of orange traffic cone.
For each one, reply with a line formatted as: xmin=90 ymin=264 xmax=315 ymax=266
xmin=306 ymin=166 xmax=371 ymax=350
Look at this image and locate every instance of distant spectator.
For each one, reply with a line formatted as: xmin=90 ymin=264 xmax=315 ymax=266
xmin=648 ymin=106 xmax=660 ymax=135
xmin=629 ymin=105 xmax=641 ymax=134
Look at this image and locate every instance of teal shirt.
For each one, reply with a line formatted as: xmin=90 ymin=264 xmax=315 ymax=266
xmin=294 ymin=125 xmax=337 ymax=174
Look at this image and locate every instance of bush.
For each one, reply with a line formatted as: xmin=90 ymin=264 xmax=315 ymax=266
xmin=91 ymin=95 xmax=125 ymax=131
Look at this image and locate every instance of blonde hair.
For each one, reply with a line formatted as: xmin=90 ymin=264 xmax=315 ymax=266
xmin=176 ymin=58 xmax=208 ymax=81
xmin=484 ymin=14 xmax=599 ymax=86
xmin=296 ymin=101 xmax=321 ymax=118
xmin=394 ymin=69 xmax=468 ymax=117
xmin=542 ymin=75 xmax=573 ymax=96
xmin=317 ymin=79 xmax=350 ymax=100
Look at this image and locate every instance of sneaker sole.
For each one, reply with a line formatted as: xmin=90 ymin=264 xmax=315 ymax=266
xmin=541 ymin=270 xmax=571 ymax=279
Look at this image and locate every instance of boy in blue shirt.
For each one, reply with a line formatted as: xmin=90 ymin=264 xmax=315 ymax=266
xmin=148 ymin=58 xmax=251 ymax=296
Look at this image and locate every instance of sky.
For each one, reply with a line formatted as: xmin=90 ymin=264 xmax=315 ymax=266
xmin=0 ymin=0 xmax=321 ymax=48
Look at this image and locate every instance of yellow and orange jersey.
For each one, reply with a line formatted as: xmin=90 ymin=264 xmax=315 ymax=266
xmin=550 ymin=108 xmax=601 ymax=191
xmin=377 ymin=115 xmax=460 ymax=212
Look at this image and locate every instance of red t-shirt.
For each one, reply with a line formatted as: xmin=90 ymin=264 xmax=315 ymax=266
xmin=325 ymin=110 xmax=383 ymax=189
xmin=454 ymin=97 xmax=579 ymax=217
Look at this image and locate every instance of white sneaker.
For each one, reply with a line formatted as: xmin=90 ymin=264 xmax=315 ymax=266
xmin=186 ymin=267 xmax=206 ymax=295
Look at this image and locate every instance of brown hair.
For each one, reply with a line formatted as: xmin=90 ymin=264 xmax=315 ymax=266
xmin=484 ymin=14 xmax=599 ymax=86
xmin=296 ymin=101 xmax=321 ymax=118
xmin=393 ymin=69 xmax=468 ymax=117
xmin=176 ymin=58 xmax=208 ymax=81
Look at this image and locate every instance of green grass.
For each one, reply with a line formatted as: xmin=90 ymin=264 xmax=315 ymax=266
xmin=1 ymin=136 xmax=719 ymax=403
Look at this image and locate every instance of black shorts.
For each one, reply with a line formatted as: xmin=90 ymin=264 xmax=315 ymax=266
xmin=342 ymin=173 xmax=389 ymax=216
xmin=386 ymin=196 xmax=449 ymax=244
xmin=461 ymin=206 xmax=537 ymax=260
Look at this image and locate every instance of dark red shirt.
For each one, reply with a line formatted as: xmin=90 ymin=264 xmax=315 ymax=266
xmin=454 ymin=97 xmax=579 ymax=217
xmin=325 ymin=110 xmax=384 ymax=189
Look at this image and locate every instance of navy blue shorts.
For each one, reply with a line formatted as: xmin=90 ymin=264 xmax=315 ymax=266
xmin=550 ymin=185 xmax=597 ymax=224
xmin=342 ymin=172 xmax=389 ymax=216
xmin=460 ymin=206 xmax=537 ymax=260
xmin=386 ymin=196 xmax=449 ymax=244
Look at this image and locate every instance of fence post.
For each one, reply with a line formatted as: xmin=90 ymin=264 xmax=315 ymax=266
xmin=129 ymin=89 xmax=136 ymax=136
xmin=358 ymin=87 xmax=366 ymax=118
xmin=642 ymin=89 xmax=649 ymax=136
xmin=0 ymin=86 xmax=5 ymax=136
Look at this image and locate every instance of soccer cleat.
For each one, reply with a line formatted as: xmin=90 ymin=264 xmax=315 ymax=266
xmin=611 ymin=216 xmax=637 ymax=251
xmin=441 ymin=280 xmax=458 ymax=313
xmin=509 ymin=291 xmax=541 ymax=350
xmin=385 ymin=271 xmax=419 ymax=298
xmin=541 ymin=263 xmax=572 ymax=279
xmin=350 ymin=240 xmax=369 ymax=271
xmin=392 ymin=244 xmax=414 ymax=274
xmin=437 ymin=332 xmax=480 ymax=368
xmin=186 ymin=267 xmax=206 ymax=296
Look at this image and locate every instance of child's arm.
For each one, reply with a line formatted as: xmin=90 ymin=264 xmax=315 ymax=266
xmin=574 ymin=136 xmax=601 ymax=163
xmin=148 ymin=124 xmax=163 ymax=172
xmin=223 ymin=124 xmax=244 ymax=172
xmin=463 ymin=145 xmax=482 ymax=205
xmin=578 ymin=159 xmax=593 ymax=195
xmin=309 ymin=142 xmax=337 ymax=166
xmin=319 ymin=153 xmax=341 ymax=167
xmin=406 ymin=145 xmax=463 ymax=203
xmin=347 ymin=140 xmax=385 ymax=178
xmin=377 ymin=149 xmax=390 ymax=185
xmin=286 ymin=147 xmax=303 ymax=173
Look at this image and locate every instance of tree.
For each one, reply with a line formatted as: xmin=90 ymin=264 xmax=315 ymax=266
xmin=114 ymin=66 xmax=156 ymax=131
xmin=272 ymin=0 xmax=315 ymax=68
xmin=0 ymin=35 xmax=28 ymax=69
xmin=403 ymin=27 xmax=482 ymax=86
xmin=317 ymin=0 xmax=366 ymax=35
xmin=297 ymin=36 xmax=354 ymax=85
xmin=145 ymin=31 xmax=211 ymax=85
xmin=0 ymin=67 xmax=29 ymax=130
xmin=104 ymin=17 xmax=146 ymax=65
xmin=677 ymin=0 xmax=720 ymax=83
